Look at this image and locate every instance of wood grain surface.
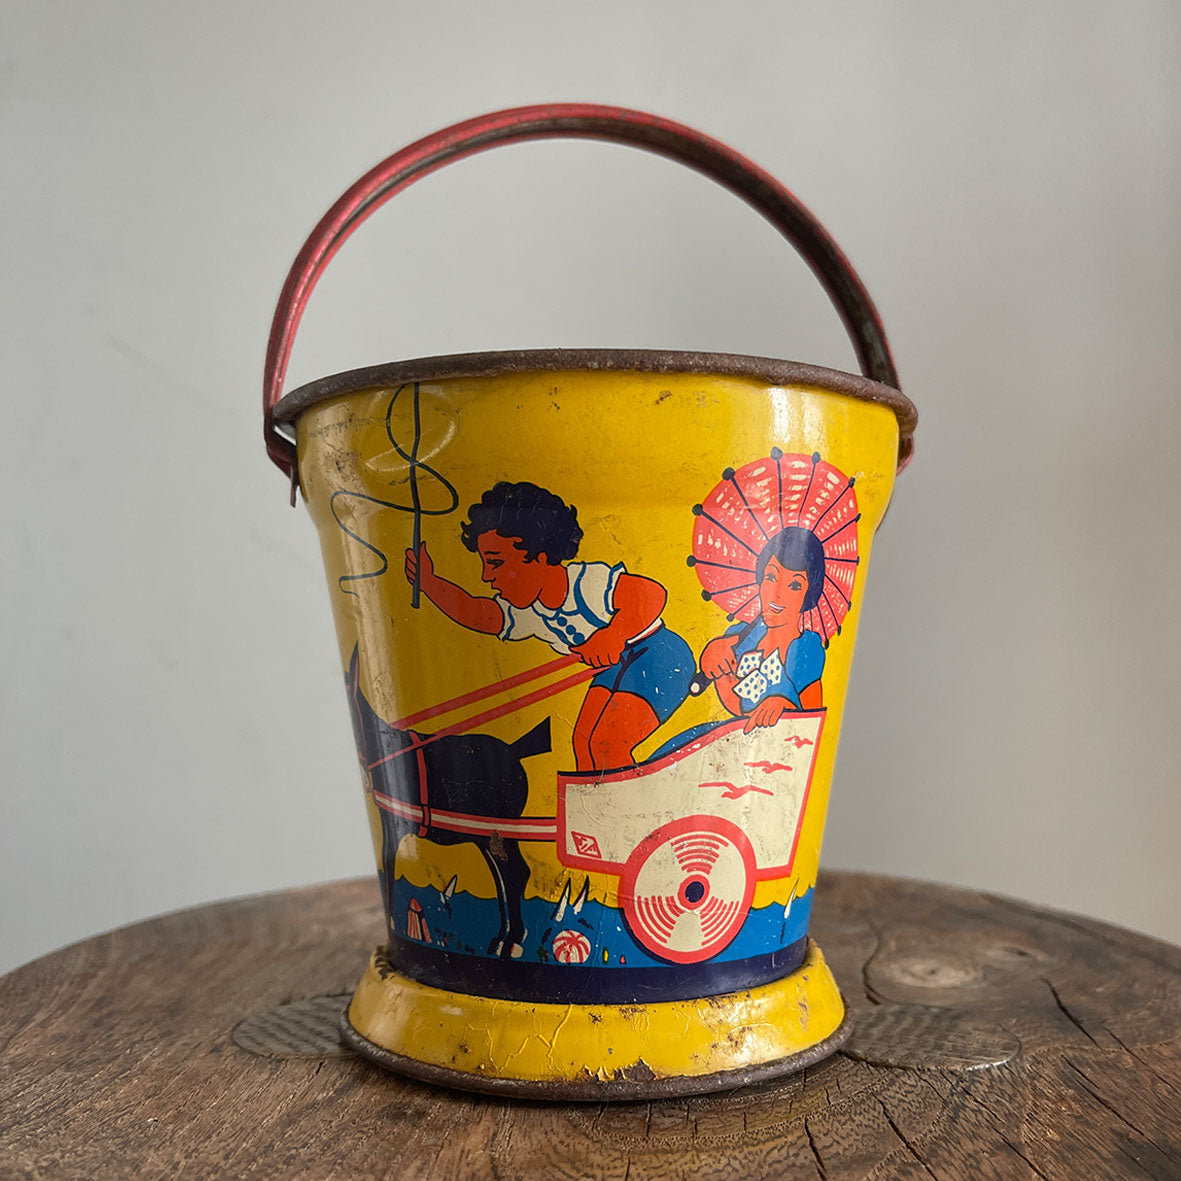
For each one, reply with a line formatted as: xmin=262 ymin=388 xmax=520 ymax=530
xmin=1 ymin=872 xmax=1178 ymax=1179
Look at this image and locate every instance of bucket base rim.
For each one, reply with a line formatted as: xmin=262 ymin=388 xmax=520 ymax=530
xmin=341 ymin=940 xmax=850 ymax=1101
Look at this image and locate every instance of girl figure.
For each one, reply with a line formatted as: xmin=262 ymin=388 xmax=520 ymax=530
xmin=405 ymin=481 xmax=693 ymax=771
xmin=699 ymin=526 xmax=826 ymax=732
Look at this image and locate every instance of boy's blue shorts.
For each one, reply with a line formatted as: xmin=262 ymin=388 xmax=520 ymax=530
xmin=590 ymin=625 xmax=693 ymax=723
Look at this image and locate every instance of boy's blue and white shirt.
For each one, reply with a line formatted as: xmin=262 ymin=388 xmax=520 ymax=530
xmin=496 ymin=562 xmax=625 ymax=655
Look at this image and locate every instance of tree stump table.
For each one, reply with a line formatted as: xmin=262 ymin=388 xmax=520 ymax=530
xmin=2 ymin=872 xmax=1178 ymax=1178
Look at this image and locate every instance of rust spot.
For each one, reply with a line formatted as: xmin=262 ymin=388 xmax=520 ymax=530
xmin=656 ymin=390 xmax=672 ymax=404
xmin=619 ymin=1060 xmax=657 ymax=1082
xmin=375 ymin=947 xmax=396 ymax=979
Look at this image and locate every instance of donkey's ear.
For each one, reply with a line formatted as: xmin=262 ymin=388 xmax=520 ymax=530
xmin=347 ymin=644 xmax=360 ymax=689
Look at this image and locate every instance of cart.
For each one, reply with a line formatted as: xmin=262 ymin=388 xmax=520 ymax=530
xmin=557 ymin=713 xmax=824 ymax=962
xmin=366 ymin=654 xmax=824 ymax=965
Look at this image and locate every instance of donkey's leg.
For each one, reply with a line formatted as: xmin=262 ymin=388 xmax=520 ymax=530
xmin=478 ymin=841 xmax=511 ymax=956
xmin=379 ymin=814 xmax=405 ymax=942
xmin=500 ymin=841 xmax=532 ymax=959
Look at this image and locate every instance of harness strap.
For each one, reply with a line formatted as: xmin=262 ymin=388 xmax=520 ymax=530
xmin=413 ymin=737 xmax=431 ymax=837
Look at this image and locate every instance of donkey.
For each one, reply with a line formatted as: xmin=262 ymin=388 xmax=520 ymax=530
xmin=345 ymin=647 xmax=550 ymax=959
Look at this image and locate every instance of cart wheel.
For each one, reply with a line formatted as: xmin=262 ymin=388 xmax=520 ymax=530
xmin=620 ymin=816 xmax=756 ymax=964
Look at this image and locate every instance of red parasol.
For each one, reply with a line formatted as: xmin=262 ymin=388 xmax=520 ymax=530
xmin=689 ymin=450 xmax=860 ymax=648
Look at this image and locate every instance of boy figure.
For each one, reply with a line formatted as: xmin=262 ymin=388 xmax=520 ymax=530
xmin=405 ymin=481 xmax=692 ymax=771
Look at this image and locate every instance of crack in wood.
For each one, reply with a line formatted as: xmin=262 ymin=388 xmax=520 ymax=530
xmin=1042 ymin=977 xmax=1101 ymax=1046
xmin=877 ymin=1097 xmax=938 ymax=1179
xmin=1064 ymin=1057 xmax=1181 ymax=1167
xmin=803 ymin=1117 xmax=828 ymax=1180
xmin=859 ymin=912 xmax=887 ymax=1006
xmin=1114 ymin=1141 xmax=1165 ymax=1179
xmin=1106 ymin=1027 xmax=1181 ymax=1094
xmin=948 ymin=1077 xmax=1050 ymax=1180
xmin=918 ymin=1072 xmax=953 ymax=1103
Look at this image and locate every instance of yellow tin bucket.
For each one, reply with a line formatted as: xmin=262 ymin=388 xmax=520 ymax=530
xmin=263 ymin=104 xmax=916 ymax=1099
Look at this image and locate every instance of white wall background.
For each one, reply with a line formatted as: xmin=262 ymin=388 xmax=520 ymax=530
xmin=2 ymin=1 xmax=1178 ymax=973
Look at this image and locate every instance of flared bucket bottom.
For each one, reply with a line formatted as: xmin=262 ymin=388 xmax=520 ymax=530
xmin=341 ymin=938 xmax=850 ymax=1100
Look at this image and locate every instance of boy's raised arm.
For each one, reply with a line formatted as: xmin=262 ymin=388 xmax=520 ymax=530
xmin=404 ymin=544 xmax=503 ymax=635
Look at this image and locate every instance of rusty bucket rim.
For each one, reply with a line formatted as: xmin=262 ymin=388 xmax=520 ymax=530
xmin=272 ymin=348 xmax=917 ymax=471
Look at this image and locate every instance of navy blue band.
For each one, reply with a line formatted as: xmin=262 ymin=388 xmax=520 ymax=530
xmin=383 ymin=935 xmax=809 ymax=1005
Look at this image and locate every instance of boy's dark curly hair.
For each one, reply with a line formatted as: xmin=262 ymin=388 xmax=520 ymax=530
xmin=461 ymin=482 xmax=583 ymax=564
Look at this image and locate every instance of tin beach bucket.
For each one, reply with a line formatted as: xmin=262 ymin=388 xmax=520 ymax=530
xmin=263 ymin=104 xmax=916 ymax=1099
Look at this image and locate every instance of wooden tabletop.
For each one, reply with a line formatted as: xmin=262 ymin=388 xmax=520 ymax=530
xmin=1 ymin=873 xmax=1178 ymax=1179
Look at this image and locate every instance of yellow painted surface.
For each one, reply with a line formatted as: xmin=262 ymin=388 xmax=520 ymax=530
xmin=298 ymin=368 xmax=897 ymax=1083
xmin=348 ymin=941 xmax=846 ymax=1084
xmin=298 ymin=370 xmax=898 ymax=911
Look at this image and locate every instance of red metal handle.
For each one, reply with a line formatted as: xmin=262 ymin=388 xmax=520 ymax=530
xmin=264 ymin=102 xmax=901 ymax=485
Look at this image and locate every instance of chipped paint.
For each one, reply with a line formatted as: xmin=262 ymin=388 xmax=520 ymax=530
xmin=347 ymin=941 xmax=845 ymax=1089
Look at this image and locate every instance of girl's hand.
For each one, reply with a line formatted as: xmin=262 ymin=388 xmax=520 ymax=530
xmin=404 ymin=543 xmax=435 ymax=589
xmin=701 ymin=636 xmax=739 ymax=681
xmin=572 ymin=628 xmax=626 ymax=669
xmin=744 ymin=695 xmax=795 ymax=733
